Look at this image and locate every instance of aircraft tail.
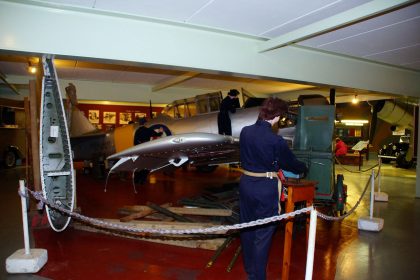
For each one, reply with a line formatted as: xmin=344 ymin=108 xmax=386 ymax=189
xmin=70 ymin=107 xmax=98 ymax=137
xmin=64 ymin=83 xmax=98 ymax=137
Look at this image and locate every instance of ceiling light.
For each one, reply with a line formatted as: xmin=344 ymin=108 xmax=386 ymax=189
xmin=352 ymin=95 xmax=359 ymax=104
xmin=28 ymin=65 xmax=37 ymax=74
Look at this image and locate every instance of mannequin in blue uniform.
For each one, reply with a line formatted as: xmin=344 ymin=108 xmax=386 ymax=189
xmin=218 ymin=89 xmax=240 ymax=135
xmin=239 ymin=97 xmax=307 ymax=280
xmin=133 ymin=117 xmax=163 ymax=184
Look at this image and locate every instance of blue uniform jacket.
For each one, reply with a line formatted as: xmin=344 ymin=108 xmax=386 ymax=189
xmin=240 ymin=120 xmax=307 ymax=174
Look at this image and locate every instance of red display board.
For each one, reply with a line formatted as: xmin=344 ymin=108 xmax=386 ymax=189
xmin=77 ymin=103 xmax=163 ymax=132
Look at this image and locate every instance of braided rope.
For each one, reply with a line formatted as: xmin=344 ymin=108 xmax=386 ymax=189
xmin=315 ymin=174 xmax=372 ymax=221
xmin=25 ymin=188 xmax=312 ymax=235
xmin=23 ymin=158 xmax=382 ymax=230
xmin=335 ymin=156 xmax=379 ymax=174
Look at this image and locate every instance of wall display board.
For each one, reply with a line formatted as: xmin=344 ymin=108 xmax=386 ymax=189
xmin=77 ymin=103 xmax=163 ymax=132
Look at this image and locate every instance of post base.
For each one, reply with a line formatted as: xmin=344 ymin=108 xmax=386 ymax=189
xmin=6 ymin=248 xmax=48 ymax=273
xmin=358 ymin=216 xmax=384 ymax=232
xmin=374 ymin=192 xmax=388 ymax=202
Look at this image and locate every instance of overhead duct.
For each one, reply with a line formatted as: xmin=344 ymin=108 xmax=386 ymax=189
xmin=377 ymin=100 xmax=416 ymax=167
xmin=377 ymin=100 xmax=413 ymax=130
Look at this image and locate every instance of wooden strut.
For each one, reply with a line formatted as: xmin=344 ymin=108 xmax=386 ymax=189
xmin=206 ymin=235 xmax=235 ymax=268
xmin=120 ymin=203 xmax=172 ymax=222
xmin=73 ymin=221 xmax=227 ymax=250
xmin=120 ymin=205 xmax=232 ymax=217
xmin=146 ymin=202 xmax=196 ymax=223
xmin=29 ymin=80 xmax=41 ymax=191
xmin=226 ymin=245 xmax=242 ymax=272
xmin=94 ymin=202 xmax=237 ymax=251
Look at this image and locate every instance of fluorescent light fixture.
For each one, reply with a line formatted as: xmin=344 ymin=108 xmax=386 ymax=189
xmin=345 ymin=122 xmax=363 ymax=126
xmin=341 ymin=119 xmax=369 ymax=126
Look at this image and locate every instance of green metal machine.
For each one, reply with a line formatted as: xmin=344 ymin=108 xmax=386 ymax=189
xmin=292 ymin=105 xmax=346 ymax=214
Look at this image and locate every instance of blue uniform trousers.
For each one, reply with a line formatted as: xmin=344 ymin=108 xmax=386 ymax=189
xmin=239 ymin=175 xmax=279 ymax=280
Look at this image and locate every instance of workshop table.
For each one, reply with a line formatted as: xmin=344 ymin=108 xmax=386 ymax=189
xmin=282 ymin=180 xmax=317 ymax=280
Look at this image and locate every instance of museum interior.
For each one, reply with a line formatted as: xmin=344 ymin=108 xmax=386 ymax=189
xmin=0 ymin=1 xmax=419 ymax=280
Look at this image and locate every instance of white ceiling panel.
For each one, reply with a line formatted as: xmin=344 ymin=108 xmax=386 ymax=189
xmin=300 ymin=2 xmax=420 ymax=47
xmin=305 ymin=17 xmax=420 ymax=57
xmin=94 ymin=0 xmax=210 ymax=22
xmin=187 ymin=0 xmax=361 ymax=37
xmin=298 ymin=2 xmax=420 ymax=70
xmin=366 ymin=43 xmax=420 ymax=66
xmin=38 ymin=0 xmax=95 ymax=8
xmin=261 ymin=0 xmax=370 ymax=38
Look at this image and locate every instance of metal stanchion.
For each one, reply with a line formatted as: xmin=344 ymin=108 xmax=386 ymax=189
xmin=305 ymin=209 xmax=317 ymax=280
xmin=358 ymin=170 xmax=384 ymax=232
xmin=6 ymin=180 xmax=48 ymax=273
xmin=374 ymin=158 xmax=388 ymax=202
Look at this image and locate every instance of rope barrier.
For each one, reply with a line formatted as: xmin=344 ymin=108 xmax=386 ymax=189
xmin=22 ymin=157 xmax=383 ymax=231
xmin=23 ymin=187 xmax=312 ymax=235
xmin=335 ymin=156 xmax=379 ymax=174
xmin=316 ymin=157 xmax=382 ymax=221
xmin=315 ymin=174 xmax=371 ymax=221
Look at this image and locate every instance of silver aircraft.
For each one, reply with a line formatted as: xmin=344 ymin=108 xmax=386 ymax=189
xmin=106 ymin=92 xmax=295 ymax=174
xmin=70 ymin=91 xmax=296 ymax=175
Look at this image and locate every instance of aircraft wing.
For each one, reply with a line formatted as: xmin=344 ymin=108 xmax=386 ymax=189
xmin=107 ymin=132 xmax=240 ymax=173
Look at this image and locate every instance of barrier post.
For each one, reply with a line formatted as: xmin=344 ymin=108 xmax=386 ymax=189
xmin=370 ymin=170 xmax=375 ymax=219
xmin=5 ymin=180 xmax=48 ymax=273
xmin=374 ymin=157 xmax=388 ymax=202
xmin=358 ymin=171 xmax=384 ymax=232
xmin=305 ymin=209 xmax=317 ymax=280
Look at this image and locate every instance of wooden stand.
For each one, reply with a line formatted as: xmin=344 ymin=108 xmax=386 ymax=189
xmin=282 ymin=180 xmax=316 ymax=280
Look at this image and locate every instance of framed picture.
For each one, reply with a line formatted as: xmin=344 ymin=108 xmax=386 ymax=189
xmin=103 ymin=111 xmax=116 ymax=124
xmin=88 ymin=110 xmax=100 ymax=124
xmin=119 ymin=112 xmax=132 ymax=125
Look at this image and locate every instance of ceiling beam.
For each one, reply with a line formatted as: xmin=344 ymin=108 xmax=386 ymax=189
xmin=152 ymin=71 xmax=200 ymax=92
xmin=0 ymin=69 xmax=20 ymax=95
xmin=258 ymin=0 xmax=414 ymax=53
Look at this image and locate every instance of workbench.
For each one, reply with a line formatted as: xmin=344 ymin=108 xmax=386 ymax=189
xmin=282 ymin=180 xmax=317 ymax=280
